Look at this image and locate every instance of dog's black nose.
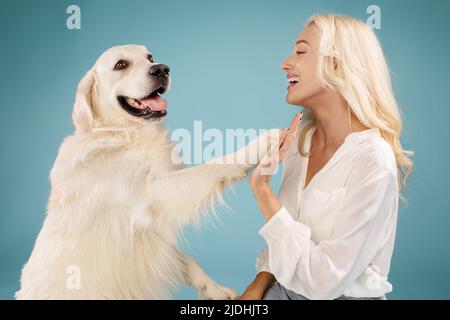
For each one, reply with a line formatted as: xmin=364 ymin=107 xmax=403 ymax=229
xmin=149 ymin=64 xmax=170 ymax=78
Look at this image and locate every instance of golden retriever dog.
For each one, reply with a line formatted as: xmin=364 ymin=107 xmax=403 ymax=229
xmin=16 ymin=45 xmax=279 ymax=299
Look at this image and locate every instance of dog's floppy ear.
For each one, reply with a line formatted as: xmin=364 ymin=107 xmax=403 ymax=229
xmin=72 ymin=68 xmax=96 ymax=134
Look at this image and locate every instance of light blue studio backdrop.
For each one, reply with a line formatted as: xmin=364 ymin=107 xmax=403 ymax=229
xmin=0 ymin=0 xmax=449 ymax=299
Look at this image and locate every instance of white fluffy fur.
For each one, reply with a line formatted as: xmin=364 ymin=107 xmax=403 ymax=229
xmin=16 ymin=45 xmax=278 ymax=300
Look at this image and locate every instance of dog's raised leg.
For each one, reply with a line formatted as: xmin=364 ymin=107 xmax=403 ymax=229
xmin=152 ymin=129 xmax=281 ymax=226
xmin=179 ymin=251 xmax=237 ymax=300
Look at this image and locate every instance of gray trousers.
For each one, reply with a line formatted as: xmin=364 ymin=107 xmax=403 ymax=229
xmin=262 ymin=282 xmax=386 ymax=300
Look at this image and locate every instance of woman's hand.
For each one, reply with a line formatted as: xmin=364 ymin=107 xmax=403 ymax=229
xmin=249 ymin=112 xmax=303 ymax=189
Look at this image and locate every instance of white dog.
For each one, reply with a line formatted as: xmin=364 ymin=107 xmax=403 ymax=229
xmin=16 ymin=45 xmax=279 ymax=299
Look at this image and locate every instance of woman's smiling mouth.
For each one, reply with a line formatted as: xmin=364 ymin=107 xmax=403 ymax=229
xmin=288 ymin=76 xmax=301 ymax=89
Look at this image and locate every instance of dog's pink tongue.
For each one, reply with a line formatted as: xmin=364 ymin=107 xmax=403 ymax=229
xmin=139 ymin=95 xmax=167 ymax=111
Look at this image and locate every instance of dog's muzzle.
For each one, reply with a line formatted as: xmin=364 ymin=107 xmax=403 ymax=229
xmin=118 ymin=64 xmax=170 ymax=119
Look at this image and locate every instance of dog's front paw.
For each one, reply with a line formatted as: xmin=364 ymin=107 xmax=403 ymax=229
xmin=248 ymin=128 xmax=282 ymax=164
xmin=198 ymin=282 xmax=238 ymax=300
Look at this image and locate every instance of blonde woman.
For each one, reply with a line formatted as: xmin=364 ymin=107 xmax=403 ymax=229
xmin=239 ymin=15 xmax=413 ymax=300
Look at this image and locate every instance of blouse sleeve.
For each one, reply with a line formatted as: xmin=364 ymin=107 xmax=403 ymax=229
xmin=255 ymin=246 xmax=270 ymax=274
xmin=258 ymin=159 xmax=398 ymax=299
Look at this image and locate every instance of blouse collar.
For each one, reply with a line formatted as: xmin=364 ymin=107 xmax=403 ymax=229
xmin=344 ymin=128 xmax=381 ymax=143
xmin=307 ymin=126 xmax=381 ymax=145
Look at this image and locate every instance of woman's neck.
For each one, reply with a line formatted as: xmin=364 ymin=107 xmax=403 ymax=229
xmin=311 ymin=97 xmax=369 ymax=147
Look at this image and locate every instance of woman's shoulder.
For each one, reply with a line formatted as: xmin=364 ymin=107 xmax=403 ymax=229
xmin=351 ymin=132 xmax=398 ymax=180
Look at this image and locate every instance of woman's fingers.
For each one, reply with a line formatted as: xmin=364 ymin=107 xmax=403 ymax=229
xmin=279 ymin=112 xmax=303 ymax=158
xmin=287 ymin=112 xmax=302 ymax=139
xmin=279 ymin=128 xmax=288 ymax=142
xmin=289 ymin=112 xmax=303 ymax=133
xmin=280 ymin=112 xmax=302 ymax=145
xmin=259 ymin=112 xmax=303 ymax=170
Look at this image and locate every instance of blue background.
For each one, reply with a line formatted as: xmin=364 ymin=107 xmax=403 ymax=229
xmin=1 ymin=0 xmax=449 ymax=299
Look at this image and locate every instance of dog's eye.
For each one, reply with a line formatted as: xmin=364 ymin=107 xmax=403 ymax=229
xmin=147 ymin=54 xmax=154 ymax=63
xmin=114 ymin=60 xmax=129 ymax=70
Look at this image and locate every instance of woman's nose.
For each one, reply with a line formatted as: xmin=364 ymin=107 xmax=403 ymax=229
xmin=281 ymin=56 xmax=292 ymax=72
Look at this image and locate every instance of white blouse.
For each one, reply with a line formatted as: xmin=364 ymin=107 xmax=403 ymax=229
xmin=255 ymin=125 xmax=399 ymax=299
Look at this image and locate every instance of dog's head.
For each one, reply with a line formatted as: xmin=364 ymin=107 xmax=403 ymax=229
xmin=72 ymin=45 xmax=170 ymax=133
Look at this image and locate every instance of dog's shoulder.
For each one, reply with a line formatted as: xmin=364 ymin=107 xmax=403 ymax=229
xmin=51 ymin=129 xmax=183 ymax=182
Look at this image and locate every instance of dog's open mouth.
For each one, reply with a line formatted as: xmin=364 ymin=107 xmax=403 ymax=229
xmin=118 ymin=87 xmax=168 ymax=119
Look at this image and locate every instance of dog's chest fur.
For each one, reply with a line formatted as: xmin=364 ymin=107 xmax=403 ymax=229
xmin=17 ymin=126 xmax=187 ymax=299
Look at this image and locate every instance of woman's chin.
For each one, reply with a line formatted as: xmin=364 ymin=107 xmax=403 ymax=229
xmin=285 ymin=94 xmax=304 ymax=106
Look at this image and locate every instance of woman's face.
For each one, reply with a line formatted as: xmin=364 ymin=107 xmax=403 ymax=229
xmin=282 ymin=24 xmax=324 ymax=107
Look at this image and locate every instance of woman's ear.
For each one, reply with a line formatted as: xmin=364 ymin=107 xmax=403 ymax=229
xmin=72 ymin=68 xmax=96 ymax=134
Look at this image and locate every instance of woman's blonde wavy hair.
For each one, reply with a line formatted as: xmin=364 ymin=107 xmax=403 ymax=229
xmin=297 ymin=14 xmax=413 ymax=199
